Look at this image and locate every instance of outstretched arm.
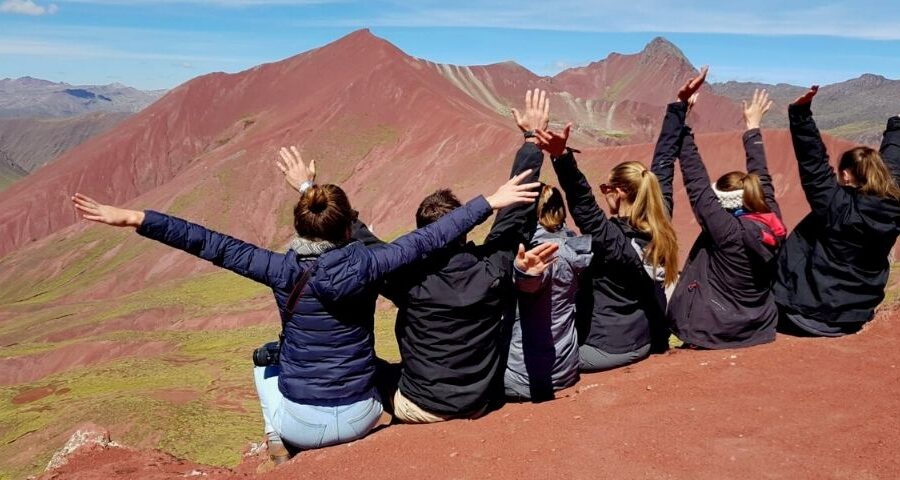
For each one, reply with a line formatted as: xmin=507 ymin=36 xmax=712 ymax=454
xmin=742 ymin=89 xmax=781 ymax=217
xmin=679 ymin=128 xmax=742 ymax=247
xmin=313 ymin=174 xmax=542 ymax=300
xmin=788 ymin=86 xmax=849 ymax=216
xmin=72 ymin=194 xmax=293 ymax=289
xmin=880 ymin=114 xmax=900 ymax=182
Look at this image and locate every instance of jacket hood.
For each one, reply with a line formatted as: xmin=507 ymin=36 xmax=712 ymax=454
xmin=739 ymin=212 xmax=787 ymax=262
xmin=308 ymin=241 xmax=370 ymax=303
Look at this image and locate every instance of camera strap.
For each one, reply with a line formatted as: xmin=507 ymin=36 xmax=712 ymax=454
xmin=278 ymin=260 xmax=319 ymax=350
xmin=287 ymin=260 xmax=318 ymax=312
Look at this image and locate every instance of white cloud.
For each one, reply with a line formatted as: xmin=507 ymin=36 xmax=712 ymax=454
xmin=0 ymin=0 xmax=59 ymax=15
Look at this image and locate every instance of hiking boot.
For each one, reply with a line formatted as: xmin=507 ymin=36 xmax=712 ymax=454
xmin=266 ymin=432 xmax=290 ymax=465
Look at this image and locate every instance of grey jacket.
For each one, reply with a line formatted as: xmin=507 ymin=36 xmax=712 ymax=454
xmin=505 ymin=225 xmax=593 ymax=401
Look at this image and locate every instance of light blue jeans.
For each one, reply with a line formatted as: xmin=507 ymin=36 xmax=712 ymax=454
xmin=253 ymin=366 xmax=383 ymax=450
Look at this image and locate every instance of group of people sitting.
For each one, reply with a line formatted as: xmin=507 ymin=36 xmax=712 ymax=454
xmin=71 ymin=67 xmax=900 ymax=465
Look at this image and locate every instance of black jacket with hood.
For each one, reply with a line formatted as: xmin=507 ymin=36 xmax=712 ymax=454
xmin=553 ymin=102 xmax=685 ymax=355
xmin=667 ymin=125 xmax=786 ymax=349
xmin=773 ymin=106 xmax=900 ymax=329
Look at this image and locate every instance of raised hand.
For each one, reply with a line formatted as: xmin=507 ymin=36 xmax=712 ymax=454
xmin=792 ymin=85 xmax=819 ymax=106
xmin=742 ymin=89 xmax=773 ymax=130
xmin=71 ymin=193 xmax=144 ymax=228
xmin=535 ymin=123 xmax=572 ymax=158
xmin=515 ymin=242 xmax=560 ymax=276
xmin=276 ymin=146 xmax=315 ymax=190
xmin=686 ymin=92 xmax=699 ymax=117
xmin=678 ymin=66 xmax=709 ymax=103
xmin=511 ymin=89 xmax=550 ymax=133
xmin=485 ymin=169 xmax=541 ymax=210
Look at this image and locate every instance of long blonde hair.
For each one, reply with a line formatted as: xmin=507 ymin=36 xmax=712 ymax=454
xmin=537 ymin=184 xmax=566 ymax=232
xmin=838 ymin=147 xmax=900 ymax=200
xmin=608 ymin=161 xmax=679 ymax=286
xmin=716 ymin=171 xmax=771 ymax=213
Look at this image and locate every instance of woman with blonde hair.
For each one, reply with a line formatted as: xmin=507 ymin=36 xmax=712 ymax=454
xmin=530 ymin=70 xmax=705 ymax=371
xmin=774 ymin=86 xmax=900 ymax=336
xmin=667 ymin=87 xmax=787 ymax=349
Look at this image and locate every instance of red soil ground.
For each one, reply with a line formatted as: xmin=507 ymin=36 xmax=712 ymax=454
xmin=42 ymin=310 xmax=900 ymax=480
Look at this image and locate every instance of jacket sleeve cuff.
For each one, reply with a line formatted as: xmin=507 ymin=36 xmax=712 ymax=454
xmin=668 ymin=101 xmax=689 ymax=115
xmin=135 ymin=210 xmax=166 ymax=239
xmin=467 ymin=196 xmax=493 ymax=220
xmin=742 ymin=128 xmax=762 ymax=143
xmin=886 ymin=115 xmax=900 ymax=132
xmin=788 ymin=103 xmax=813 ymax=122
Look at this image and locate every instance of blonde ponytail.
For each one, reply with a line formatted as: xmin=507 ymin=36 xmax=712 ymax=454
xmin=609 ymin=161 xmax=679 ymax=286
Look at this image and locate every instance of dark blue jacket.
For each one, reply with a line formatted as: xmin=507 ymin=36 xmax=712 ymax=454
xmin=773 ymin=107 xmax=900 ymax=328
xmin=136 ymin=196 xmax=493 ymax=404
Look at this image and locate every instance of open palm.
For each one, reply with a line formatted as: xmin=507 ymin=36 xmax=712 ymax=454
xmin=515 ymin=242 xmax=560 ymax=276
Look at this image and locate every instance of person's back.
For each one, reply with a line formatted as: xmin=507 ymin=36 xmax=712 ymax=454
xmin=504 ymin=216 xmax=592 ymax=401
xmin=774 ymin=88 xmax=900 ymax=335
xmin=390 ymin=141 xmax=544 ymax=421
xmin=668 ymin=89 xmax=786 ymax=349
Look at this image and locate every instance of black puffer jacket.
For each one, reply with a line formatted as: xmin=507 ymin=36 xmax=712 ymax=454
xmin=773 ymin=107 xmax=900 ymax=328
xmin=667 ymin=126 xmax=786 ymax=349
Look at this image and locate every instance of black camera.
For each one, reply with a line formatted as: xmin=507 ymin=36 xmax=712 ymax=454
xmin=252 ymin=341 xmax=281 ymax=367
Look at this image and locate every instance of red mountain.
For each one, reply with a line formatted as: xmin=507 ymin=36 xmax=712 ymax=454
xmin=427 ymin=37 xmax=742 ymax=147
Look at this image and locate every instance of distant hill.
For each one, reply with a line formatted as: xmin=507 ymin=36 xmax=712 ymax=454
xmin=0 ymin=77 xmax=164 ymax=118
xmin=713 ymin=74 xmax=900 ymax=145
xmin=0 ymin=78 xmax=162 ymax=191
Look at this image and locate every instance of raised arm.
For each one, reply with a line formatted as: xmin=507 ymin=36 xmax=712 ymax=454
xmin=485 ymin=89 xmax=550 ymax=248
xmin=742 ymin=89 xmax=781 ymax=217
xmin=72 ymin=193 xmax=293 ymax=289
xmin=788 ymin=86 xmax=849 ymax=216
xmin=680 ymin=127 xmax=742 ymax=247
xmin=650 ymin=101 xmax=689 ymax=216
xmin=650 ymin=66 xmax=708 ymax=216
xmin=880 ymin=114 xmax=900 ymax=182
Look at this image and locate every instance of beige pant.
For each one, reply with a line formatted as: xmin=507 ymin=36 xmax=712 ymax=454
xmin=392 ymin=390 xmax=452 ymax=424
xmin=392 ymin=390 xmax=488 ymax=424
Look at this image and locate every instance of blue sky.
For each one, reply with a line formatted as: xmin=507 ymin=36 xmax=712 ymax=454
xmin=1 ymin=0 xmax=899 ymax=90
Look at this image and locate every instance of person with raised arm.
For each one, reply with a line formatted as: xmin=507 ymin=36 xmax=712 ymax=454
xmin=377 ymin=89 xmax=550 ymax=423
xmin=71 ymin=166 xmax=540 ymax=463
xmin=773 ymin=86 xmax=900 ymax=336
xmin=503 ymin=183 xmax=591 ymax=402
xmin=667 ymin=88 xmax=787 ymax=349
xmin=530 ymin=70 xmax=701 ymax=372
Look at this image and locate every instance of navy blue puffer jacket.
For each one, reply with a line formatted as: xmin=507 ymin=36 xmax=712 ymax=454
xmin=137 ymin=196 xmax=493 ymax=404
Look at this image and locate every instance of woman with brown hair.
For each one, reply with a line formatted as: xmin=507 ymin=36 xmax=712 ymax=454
xmin=774 ymin=86 xmax=900 ymax=336
xmin=667 ymin=88 xmax=787 ymax=349
xmin=70 ymin=160 xmax=542 ymax=462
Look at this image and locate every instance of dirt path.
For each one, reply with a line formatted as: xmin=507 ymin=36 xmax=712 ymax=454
xmin=45 ymin=313 xmax=900 ymax=480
